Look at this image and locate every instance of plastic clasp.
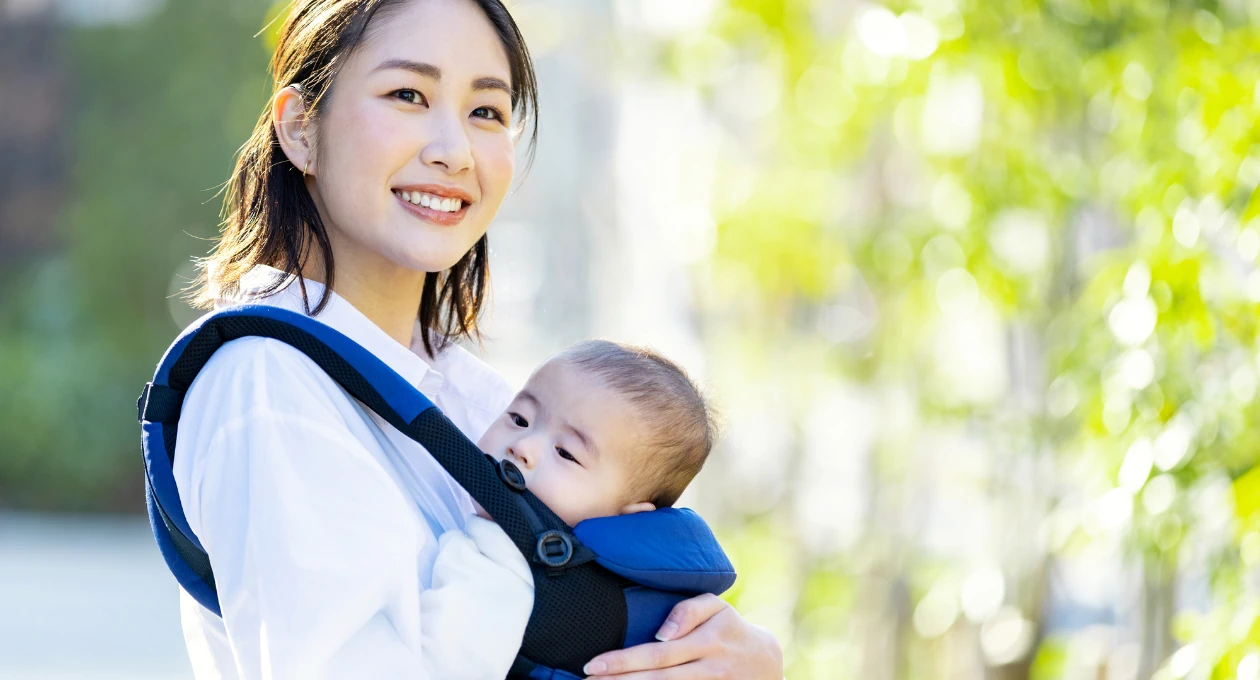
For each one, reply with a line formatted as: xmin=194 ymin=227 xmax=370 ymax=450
xmin=535 ymin=530 xmax=574 ymax=568
xmin=498 ymin=459 xmax=528 ymax=492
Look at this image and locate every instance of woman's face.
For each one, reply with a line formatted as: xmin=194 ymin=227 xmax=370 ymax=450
xmin=298 ymin=0 xmax=516 ymax=277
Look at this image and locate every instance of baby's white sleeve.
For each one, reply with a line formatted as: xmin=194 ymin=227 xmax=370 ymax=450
xmin=419 ymin=515 xmax=535 ymax=679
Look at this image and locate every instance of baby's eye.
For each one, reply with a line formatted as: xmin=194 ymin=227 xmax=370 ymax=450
xmin=556 ymin=447 xmax=579 ymax=464
xmin=509 ymin=412 xmax=528 ymax=427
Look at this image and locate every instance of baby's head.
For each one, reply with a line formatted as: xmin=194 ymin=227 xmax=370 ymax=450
xmin=477 ymin=340 xmax=715 ymax=527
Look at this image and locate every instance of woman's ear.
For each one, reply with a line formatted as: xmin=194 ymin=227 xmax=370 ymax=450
xmin=619 ymin=502 xmax=656 ymax=516
xmin=273 ymin=85 xmax=315 ymax=176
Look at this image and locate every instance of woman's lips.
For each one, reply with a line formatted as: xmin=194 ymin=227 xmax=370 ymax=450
xmin=393 ymin=191 xmax=468 ymax=226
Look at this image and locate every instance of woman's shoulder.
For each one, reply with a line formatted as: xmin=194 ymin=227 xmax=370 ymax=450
xmin=183 ymin=335 xmax=351 ymax=422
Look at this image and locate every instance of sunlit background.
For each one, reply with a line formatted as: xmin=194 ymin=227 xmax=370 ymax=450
xmin=2 ymin=0 xmax=1259 ymax=678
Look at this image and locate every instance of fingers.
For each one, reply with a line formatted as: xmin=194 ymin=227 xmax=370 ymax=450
xmin=583 ymin=597 xmax=781 ymax=679
xmin=584 ymin=637 xmax=708 ymax=678
xmin=657 ymin=594 xmax=729 ymax=641
xmin=584 ymin=596 xmax=729 ymax=675
xmin=586 ymin=660 xmax=708 ymax=680
xmin=583 ymin=596 xmax=729 ymax=676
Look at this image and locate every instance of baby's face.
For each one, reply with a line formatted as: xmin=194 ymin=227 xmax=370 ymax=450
xmin=477 ymin=358 xmax=651 ymax=526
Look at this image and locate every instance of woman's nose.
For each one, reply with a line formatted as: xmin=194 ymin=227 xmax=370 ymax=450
xmin=420 ymin=109 xmax=474 ymax=174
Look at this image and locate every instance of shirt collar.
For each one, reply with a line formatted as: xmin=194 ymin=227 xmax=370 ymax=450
xmin=219 ymin=264 xmax=438 ymax=390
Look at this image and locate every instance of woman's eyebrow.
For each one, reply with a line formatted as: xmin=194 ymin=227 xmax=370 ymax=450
xmin=472 ymin=76 xmax=512 ymax=95
xmin=373 ymin=58 xmax=440 ymax=79
xmin=372 ymin=59 xmax=511 ymax=95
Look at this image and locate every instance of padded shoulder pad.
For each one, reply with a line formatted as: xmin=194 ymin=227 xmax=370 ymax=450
xmin=572 ymin=508 xmax=736 ymax=595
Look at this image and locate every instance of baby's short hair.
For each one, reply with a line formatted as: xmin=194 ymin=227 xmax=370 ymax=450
xmin=555 ymin=340 xmax=716 ymax=508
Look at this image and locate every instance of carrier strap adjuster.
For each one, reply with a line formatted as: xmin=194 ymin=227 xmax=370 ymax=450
xmin=535 ymin=530 xmax=597 ymax=575
xmin=497 ymin=458 xmax=528 ymax=492
xmin=138 ymin=382 xmax=185 ymax=423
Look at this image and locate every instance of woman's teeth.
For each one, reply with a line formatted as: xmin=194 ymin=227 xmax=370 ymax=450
xmin=395 ymin=190 xmax=464 ymax=213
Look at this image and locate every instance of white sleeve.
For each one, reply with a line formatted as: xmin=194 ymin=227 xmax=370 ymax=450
xmin=418 ymin=516 xmax=534 ymax=680
xmin=190 ymin=410 xmax=430 ymax=679
xmin=178 ymin=341 xmax=432 ymax=679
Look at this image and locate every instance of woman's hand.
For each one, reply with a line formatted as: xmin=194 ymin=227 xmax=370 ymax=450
xmin=583 ymin=594 xmax=783 ymax=679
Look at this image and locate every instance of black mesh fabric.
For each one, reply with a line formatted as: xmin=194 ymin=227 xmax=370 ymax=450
xmin=163 ymin=421 xmax=179 ymax=465
xmin=517 ymin=554 xmax=629 ymax=674
xmin=146 ymin=314 xmax=630 ymax=675
xmin=408 ymin=410 xmax=546 ymax=555
xmin=409 ymin=411 xmax=628 ymax=673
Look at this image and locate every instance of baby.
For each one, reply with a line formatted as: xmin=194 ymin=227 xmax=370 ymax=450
xmin=420 ymin=340 xmax=717 ymax=679
xmin=477 ymin=339 xmax=716 ymax=526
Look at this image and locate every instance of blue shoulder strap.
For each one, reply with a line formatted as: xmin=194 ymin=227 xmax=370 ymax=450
xmin=138 ymin=305 xmax=590 ymax=616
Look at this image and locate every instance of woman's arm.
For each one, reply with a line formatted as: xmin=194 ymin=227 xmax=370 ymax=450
xmin=583 ymin=594 xmax=783 ymax=679
xmin=178 ymin=340 xmax=435 ymax=678
xmin=190 ymin=409 xmax=433 ymax=678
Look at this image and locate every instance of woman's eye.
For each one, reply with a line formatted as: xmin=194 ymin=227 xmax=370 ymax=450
xmin=472 ymin=106 xmax=505 ymax=123
xmin=392 ymin=89 xmax=426 ymax=105
xmin=509 ymin=413 xmax=528 ymax=427
xmin=556 ymin=447 xmax=579 ymax=464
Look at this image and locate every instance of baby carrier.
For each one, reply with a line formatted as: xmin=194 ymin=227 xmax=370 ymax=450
xmin=138 ymin=305 xmax=736 ymax=679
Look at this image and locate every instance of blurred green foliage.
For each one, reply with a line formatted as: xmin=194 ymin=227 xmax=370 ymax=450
xmin=0 ymin=1 xmax=271 ymax=509
xmin=667 ymin=0 xmax=1260 ymax=678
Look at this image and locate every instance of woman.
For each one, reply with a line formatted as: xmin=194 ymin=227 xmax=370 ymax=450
xmin=174 ymin=0 xmax=783 ymax=677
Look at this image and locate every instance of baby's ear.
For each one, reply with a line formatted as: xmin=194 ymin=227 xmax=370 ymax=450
xmin=619 ymin=502 xmax=656 ymax=515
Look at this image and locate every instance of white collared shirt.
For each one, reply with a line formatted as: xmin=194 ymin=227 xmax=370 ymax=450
xmin=172 ymin=265 xmax=525 ymax=679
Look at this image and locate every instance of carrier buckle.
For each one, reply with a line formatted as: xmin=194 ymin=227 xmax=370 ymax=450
xmin=498 ymin=459 xmax=528 ymax=492
xmin=137 ymin=382 xmax=184 ymax=423
xmin=535 ymin=530 xmax=574 ymax=568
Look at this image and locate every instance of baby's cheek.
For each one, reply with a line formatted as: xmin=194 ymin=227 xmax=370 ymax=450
xmin=532 ymin=484 xmax=565 ymax=516
xmin=537 ymin=487 xmax=581 ymax=526
xmin=475 ymin=424 xmax=503 ymax=457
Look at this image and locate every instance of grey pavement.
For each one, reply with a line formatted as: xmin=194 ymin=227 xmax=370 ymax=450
xmin=0 ymin=512 xmax=193 ymax=679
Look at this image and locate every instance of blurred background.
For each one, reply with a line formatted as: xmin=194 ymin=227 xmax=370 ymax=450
xmin=1 ymin=0 xmax=1258 ymax=678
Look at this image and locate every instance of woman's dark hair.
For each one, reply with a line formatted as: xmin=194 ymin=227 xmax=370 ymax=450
xmin=192 ymin=0 xmax=537 ymax=356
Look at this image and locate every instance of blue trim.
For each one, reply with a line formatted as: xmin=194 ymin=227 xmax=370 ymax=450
xmin=573 ymin=508 xmax=736 ymax=595
xmin=527 ymin=665 xmax=585 ymax=680
xmin=146 ymin=480 xmax=221 ymax=616
xmin=141 ymin=421 xmax=202 ymax=551
xmin=141 ymin=416 xmax=219 ymax=614
xmin=622 ymin=586 xmax=687 ymax=648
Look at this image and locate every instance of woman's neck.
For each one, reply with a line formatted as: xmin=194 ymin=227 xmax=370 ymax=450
xmin=336 ymin=267 xmax=427 ymax=349
xmin=303 ymin=247 xmax=427 ymax=350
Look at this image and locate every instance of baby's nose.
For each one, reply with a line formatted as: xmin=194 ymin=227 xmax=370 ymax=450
xmin=507 ymin=445 xmax=534 ymax=469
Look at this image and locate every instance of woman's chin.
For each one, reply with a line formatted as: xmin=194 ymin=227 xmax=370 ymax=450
xmin=378 ymin=224 xmax=484 ymax=274
xmin=385 ymin=250 xmax=474 ymax=275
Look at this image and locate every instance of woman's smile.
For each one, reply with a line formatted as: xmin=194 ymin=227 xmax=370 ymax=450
xmin=391 ymin=184 xmax=474 ymax=226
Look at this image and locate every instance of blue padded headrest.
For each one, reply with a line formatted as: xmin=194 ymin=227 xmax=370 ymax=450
xmin=572 ymin=508 xmax=736 ymax=595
